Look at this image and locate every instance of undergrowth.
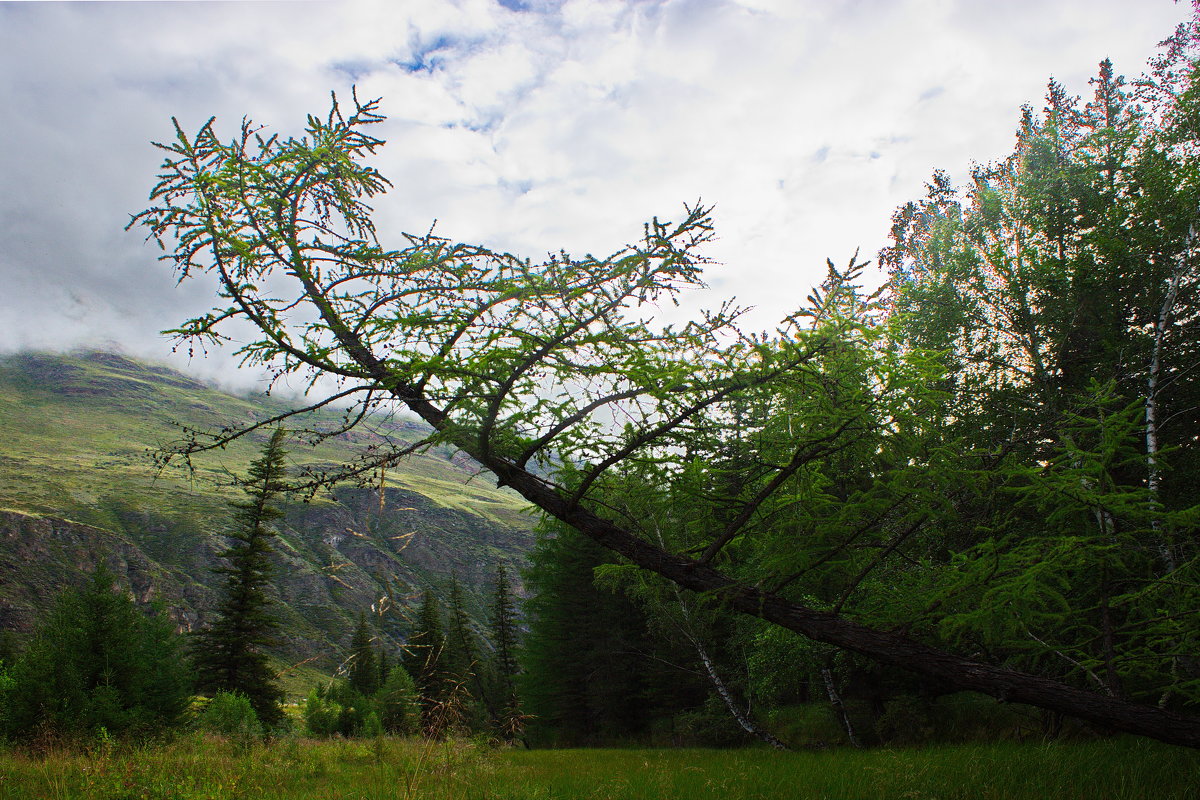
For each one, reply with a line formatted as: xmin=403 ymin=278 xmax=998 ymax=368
xmin=0 ymin=733 xmax=1194 ymax=800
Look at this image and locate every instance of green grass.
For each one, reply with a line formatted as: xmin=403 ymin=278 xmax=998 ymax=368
xmin=0 ymin=351 xmax=531 ymax=523
xmin=0 ymin=735 xmax=1195 ymax=800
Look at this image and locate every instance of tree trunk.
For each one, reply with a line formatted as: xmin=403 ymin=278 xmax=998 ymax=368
xmin=659 ymin=526 xmax=790 ymax=751
xmin=1146 ymin=234 xmax=1188 ymax=573
xmin=822 ymin=664 xmax=861 ymax=748
xmin=693 ymin=636 xmax=789 ymax=750
xmin=488 ymin=453 xmax=1200 ymax=749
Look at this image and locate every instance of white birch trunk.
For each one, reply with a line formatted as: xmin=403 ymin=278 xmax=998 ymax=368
xmin=821 ymin=666 xmax=861 ymax=749
xmin=692 ymin=635 xmax=789 ymax=750
xmin=1146 ymin=224 xmax=1193 ymax=573
xmin=654 ymin=523 xmax=788 ymax=749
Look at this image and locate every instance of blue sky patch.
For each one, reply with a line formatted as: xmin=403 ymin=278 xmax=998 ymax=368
xmin=396 ymin=34 xmax=457 ymax=73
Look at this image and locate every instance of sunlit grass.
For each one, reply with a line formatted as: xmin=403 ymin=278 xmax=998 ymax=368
xmin=0 ymin=734 xmax=1195 ymax=800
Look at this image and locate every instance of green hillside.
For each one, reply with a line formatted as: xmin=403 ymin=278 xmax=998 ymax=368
xmin=0 ymin=351 xmax=534 ymax=679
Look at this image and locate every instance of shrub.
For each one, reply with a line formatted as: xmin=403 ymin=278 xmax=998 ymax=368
xmin=875 ymin=695 xmax=935 ymax=746
xmin=303 ymin=682 xmax=372 ymax=737
xmin=362 ymin=711 xmax=384 ymax=738
xmin=197 ymin=691 xmax=262 ymax=740
xmin=302 ymin=688 xmax=342 ymax=737
xmin=673 ymin=696 xmax=755 ymax=747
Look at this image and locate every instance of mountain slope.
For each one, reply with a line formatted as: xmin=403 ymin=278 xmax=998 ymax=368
xmin=0 ymin=351 xmax=535 ymax=675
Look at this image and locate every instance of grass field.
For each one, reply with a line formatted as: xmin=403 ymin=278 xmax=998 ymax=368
xmin=0 ymin=734 xmax=1195 ymax=800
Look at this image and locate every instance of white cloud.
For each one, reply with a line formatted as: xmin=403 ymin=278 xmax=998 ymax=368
xmin=0 ymin=0 xmax=1190 ymax=385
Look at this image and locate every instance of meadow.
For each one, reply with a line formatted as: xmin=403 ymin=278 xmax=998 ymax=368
xmin=0 ymin=735 xmax=1196 ymax=800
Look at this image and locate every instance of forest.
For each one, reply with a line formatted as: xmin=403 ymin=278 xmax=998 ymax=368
xmin=2 ymin=10 xmax=1200 ymax=800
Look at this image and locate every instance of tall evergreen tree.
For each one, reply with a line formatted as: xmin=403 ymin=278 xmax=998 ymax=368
xmin=444 ymin=575 xmax=478 ymax=687
xmin=403 ymin=590 xmax=448 ymax=732
xmin=193 ymin=427 xmax=289 ymax=729
xmin=443 ymin=574 xmax=491 ymax=730
xmin=377 ymin=645 xmax=391 ymax=687
xmin=348 ymin=613 xmax=380 ymax=697
xmin=521 ymin=524 xmax=657 ymax=744
xmin=488 ymin=564 xmax=522 ymax=737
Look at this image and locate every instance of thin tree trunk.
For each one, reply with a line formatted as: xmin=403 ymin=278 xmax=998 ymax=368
xmin=658 ymin=523 xmax=788 ymax=750
xmin=821 ymin=664 xmax=861 ymax=749
xmin=693 ymin=635 xmax=789 ymax=750
xmin=1146 ymin=231 xmax=1188 ymax=573
xmin=1100 ymin=580 xmax=1123 ymax=699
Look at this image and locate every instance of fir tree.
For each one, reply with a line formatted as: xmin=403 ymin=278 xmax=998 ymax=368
xmin=376 ymin=663 xmax=419 ymax=734
xmin=193 ymin=427 xmax=289 ymax=729
xmin=348 ymin=613 xmax=380 ymax=697
xmin=488 ymin=564 xmax=522 ymax=740
xmin=402 ymin=590 xmax=447 ymax=731
xmin=378 ymin=645 xmax=391 ymax=687
xmin=445 ymin=574 xmax=488 ymax=729
xmin=444 ymin=576 xmax=477 ymax=685
xmin=521 ymin=525 xmax=655 ymax=744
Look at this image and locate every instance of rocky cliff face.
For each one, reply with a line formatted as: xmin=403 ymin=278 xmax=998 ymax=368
xmin=0 ymin=509 xmax=208 ymax=631
xmin=0 ymin=352 xmax=535 ymax=673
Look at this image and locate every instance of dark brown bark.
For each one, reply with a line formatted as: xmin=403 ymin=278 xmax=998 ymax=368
xmin=485 ymin=446 xmax=1200 ymax=749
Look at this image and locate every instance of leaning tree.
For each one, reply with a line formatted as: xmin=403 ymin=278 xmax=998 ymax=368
xmin=130 ymin=93 xmax=1200 ymax=747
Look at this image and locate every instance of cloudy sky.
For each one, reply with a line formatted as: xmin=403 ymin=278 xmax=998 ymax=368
xmin=0 ymin=0 xmax=1190 ymax=390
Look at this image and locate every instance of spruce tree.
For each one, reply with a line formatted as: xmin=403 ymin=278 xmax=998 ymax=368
xmin=445 ymin=576 xmax=478 ymax=684
xmin=193 ymin=427 xmax=289 ymax=729
xmin=488 ymin=564 xmax=522 ymax=739
xmin=521 ymin=525 xmax=655 ymax=744
xmin=377 ymin=645 xmax=391 ymax=687
xmin=348 ymin=613 xmax=380 ymax=697
xmin=445 ymin=574 xmax=488 ymax=729
xmin=402 ymin=591 xmax=446 ymax=732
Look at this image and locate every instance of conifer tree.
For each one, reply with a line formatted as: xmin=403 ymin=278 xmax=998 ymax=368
xmin=376 ymin=662 xmax=419 ymax=734
xmin=445 ymin=574 xmax=490 ymax=728
xmin=521 ymin=525 xmax=655 ymax=743
xmin=488 ymin=564 xmax=523 ymax=739
xmin=403 ymin=590 xmax=447 ymax=731
xmin=348 ymin=613 xmax=380 ymax=697
xmin=444 ymin=576 xmax=478 ymax=685
xmin=2 ymin=565 xmax=190 ymax=739
xmin=377 ymin=645 xmax=391 ymax=687
xmin=193 ymin=427 xmax=289 ymax=728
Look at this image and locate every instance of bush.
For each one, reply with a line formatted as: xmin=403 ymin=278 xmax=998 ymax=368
xmin=302 ymin=688 xmax=342 ymax=737
xmin=766 ymin=703 xmax=852 ymax=749
xmin=0 ymin=661 xmax=14 ymax=735
xmin=672 ymin=696 xmax=755 ymax=747
xmin=197 ymin=691 xmax=262 ymax=740
xmin=362 ymin=711 xmax=384 ymax=738
xmin=303 ymin=681 xmax=372 ymax=737
xmin=303 ymin=669 xmax=419 ymax=738
xmin=875 ymin=695 xmax=935 ymax=746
